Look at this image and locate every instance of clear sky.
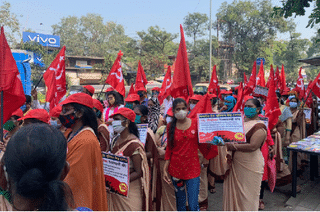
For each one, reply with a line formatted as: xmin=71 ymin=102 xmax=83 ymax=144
xmin=8 ymin=0 xmax=317 ymax=42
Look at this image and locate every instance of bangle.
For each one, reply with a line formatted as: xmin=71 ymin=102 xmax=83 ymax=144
xmin=286 ymin=129 xmax=292 ymax=132
xmin=232 ymin=143 xmax=238 ymax=151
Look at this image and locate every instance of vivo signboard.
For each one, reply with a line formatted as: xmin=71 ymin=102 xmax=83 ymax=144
xmin=22 ymin=32 xmax=60 ymax=48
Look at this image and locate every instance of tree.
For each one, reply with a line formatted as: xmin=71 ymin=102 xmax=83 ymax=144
xmin=183 ymin=12 xmax=209 ymax=48
xmin=216 ymin=0 xmax=288 ymax=77
xmin=0 ymin=1 xmax=20 ymax=46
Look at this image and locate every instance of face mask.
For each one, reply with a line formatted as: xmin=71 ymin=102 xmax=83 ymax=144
xmin=175 ymin=110 xmax=188 ymax=120
xmin=289 ymin=102 xmax=298 ymax=108
xmin=3 ymin=120 xmax=15 ymax=131
xmin=95 ymin=110 xmax=101 ymax=118
xmin=125 ymin=103 xmax=134 ymax=110
xmin=59 ymin=113 xmax=78 ymax=128
xmin=50 ymin=119 xmax=62 ymax=129
xmin=224 ymin=102 xmax=234 ymax=111
xmin=166 ymin=117 xmax=172 ymax=124
xmin=135 ymin=115 xmax=141 ymax=124
xmin=20 ymin=104 xmax=26 ymax=111
xmin=244 ymin=107 xmax=258 ymax=118
xmin=190 ymin=104 xmax=196 ymax=110
xmin=112 ymin=120 xmax=126 ymax=134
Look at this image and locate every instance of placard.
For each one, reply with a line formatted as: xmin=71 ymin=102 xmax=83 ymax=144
xmin=303 ymin=108 xmax=312 ymax=124
xmin=253 ymin=85 xmax=269 ymax=97
xmin=197 ymin=112 xmax=246 ymax=144
xmin=137 ymin=124 xmax=148 ymax=145
xmin=102 ymin=152 xmax=130 ymax=197
xmin=259 ymin=117 xmax=269 ymax=128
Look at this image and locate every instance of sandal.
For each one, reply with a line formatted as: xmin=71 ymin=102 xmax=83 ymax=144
xmin=259 ymin=200 xmax=265 ymax=210
xmin=208 ymin=184 xmax=216 ymax=194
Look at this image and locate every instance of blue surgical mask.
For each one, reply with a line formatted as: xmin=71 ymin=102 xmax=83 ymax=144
xmin=289 ymin=102 xmax=298 ymax=108
xmin=50 ymin=119 xmax=62 ymax=129
xmin=244 ymin=107 xmax=258 ymax=118
xmin=125 ymin=103 xmax=134 ymax=110
xmin=20 ymin=104 xmax=26 ymax=111
xmin=224 ymin=102 xmax=234 ymax=112
xmin=135 ymin=115 xmax=141 ymax=124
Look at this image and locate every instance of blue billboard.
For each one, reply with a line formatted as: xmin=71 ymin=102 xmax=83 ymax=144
xmin=22 ymin=32 xmax=60 ymax=48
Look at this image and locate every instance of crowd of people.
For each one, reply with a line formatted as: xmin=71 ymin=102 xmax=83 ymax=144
xmin=0 ymin=83 xmax=317 ymax=211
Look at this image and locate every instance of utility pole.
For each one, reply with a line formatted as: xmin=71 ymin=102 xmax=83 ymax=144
xmin=209 ymin=0 xmax=212 ymax=81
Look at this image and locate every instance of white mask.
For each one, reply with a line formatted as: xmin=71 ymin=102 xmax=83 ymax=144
xmin=112 ymin=120 xmax=126 ymax=134
xmin=166 ymin=117 xmax=173 ymax=124
xmin=189 ymin=104 xmax=196 ymax=110
xmin=175 ymin=110 xmax=188 ymax=120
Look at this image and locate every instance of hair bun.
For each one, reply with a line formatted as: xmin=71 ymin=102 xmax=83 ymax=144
xmin=17 ymin=168 xmax=47 ymax=198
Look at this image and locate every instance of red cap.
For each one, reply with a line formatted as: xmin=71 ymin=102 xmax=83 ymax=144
xmin=208 ymin=94 xmax=217 ymax=99
xmin=125 ymin=94 xmax=140 ymax=102
xmin=18 ymin=109 xmax=50 ymax=123
xmin=244 ymin=95 xmax=254 ymax=103
xmin=225 ymin=90 xmax=233 ymax=95
xmin=151 ymin=87 xmax=160 ymax=92
xmin=281 ymin=87 xmax=291 ymax=96
xmin=189 ymin=95 xmax=203 ymax=101
xmin=110 ymin=107 xmax=136 ymax=122
xmin=93 ymin=99 xmax=103 ymax=113
xmin=83 ymin=85 xmax=95 ymax=94
xmin=12 ymin=109 xmax=23 ymax=118
xmin=167 ymin=108 xmax=173 ymax=117
xmin=136 ymin=87 xmax=147 ymax=92
xmin=49 ymin=105 xmax=62 ymax=118
xmin=105 ymin=87 xmax=115 ymax=92
xmin=60 ymin=93 xmax=93 ymax=108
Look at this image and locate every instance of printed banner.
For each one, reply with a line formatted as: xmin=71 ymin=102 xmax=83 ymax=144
xmin=197 ymin=112 xmax=246 ymax=144
xmin=137 ymin=124 xmax=148 ymax=145
xmin=259 ymin=117 xmax=269 ymax=128
xmin=253 ymin=85 xmax=269 ymax=97
xmin=102 ymin=152 xmax=130 ymax=197
xmin=303 ymin=108 xmax=312 ymax=124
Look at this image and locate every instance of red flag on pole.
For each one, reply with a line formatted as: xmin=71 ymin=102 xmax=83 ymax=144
xmin=208 ymin=65 xmax=220 ymax=95
xmin=243 ymin=61 xmax=257 ymax=96
xmin=294 ymin=67 xmax=305 ymax=100
xmin=305 ymin=80 xmax=313 ymax=108
xmin=232 ymin=82 xmax=245 ymax=112
xmin=257 ymin=60 xmax=266 ymax=87
xmin=128 ymin=83 xmax=135 ymax=95
xmin=274 ymin=66 xmax=280 ymax=90
xmin=135 ymin=60 xmax=148 ymax=91
xmin=158 ymin=66 xmax=172 ymax=105
xmin=171 ymin=25 xmax=194 ymax=99
xmin=280 ymin=64 xmax=287 ymax=93
xmin=0 ymin=26 xmax=26 ymax=123
xmin=243 ymin=73 xmax=248 ymax=86
xmin=43 ymin=46 xmax=67 ymax=111
xmin=105 ymin=50 xmax=125 ymax=97
xmin=264 ymin=65 xmax=281 ymax=130
xmin=310 ymin=71 xmax=320 ymax=98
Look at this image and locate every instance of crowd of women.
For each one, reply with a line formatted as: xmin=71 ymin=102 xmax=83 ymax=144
xmin=0 ymin=83 xmax=316 ymax=211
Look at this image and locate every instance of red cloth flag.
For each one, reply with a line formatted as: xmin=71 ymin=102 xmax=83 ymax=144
xmin=264 ymin=65 xmax=281 ymax=130
xmin=171 ymin=25 xmax=194 ymax=99
xmin=105 ymin=51 xmax=125 ymax=97
xmin=257 ymin=61 xmax=266 ymax=87
xmin=232 ymin=82 xmax=245 ymax=112
xmin=0 ymin=26 xmax=26 ymax=123
xmin=135 ymin=60 xmax=148 ymax=91
xmin=243 ymin=61 xmax=257 ymax=96
xmin=280 ymin=64 xmax=287 ymax=93
xmin=294 ymin=67 xmax=305 ymax=100
xmin=43 ymin=46 xmax=67 ymax=111
xmin=243 ymin=73 xmax=248 ymax=86
xmin=305 ymin=80 xmax=313 ymax=108
xmin=158 ymin=66 xmax=172 ymax=105
xmin=128 ymin=83 xmax=135 ymax=95
xmin=310 ymin=70 xmax=320 ymax=98
xmin=208 ymin=65 xmax=220 ymax=95
xmin=274 ymin=66 xmax=280 ymax=90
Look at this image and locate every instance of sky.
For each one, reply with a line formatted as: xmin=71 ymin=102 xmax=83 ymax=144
xmin=7 ymin=0 xmax=317 ymax=42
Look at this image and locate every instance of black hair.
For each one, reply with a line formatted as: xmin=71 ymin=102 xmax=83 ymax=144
xmin=128 ymin=120 xmax=139 ymax=138
xmin=25 ymin=95 xmax=31 ymax=104
xmin=107 ymin=91 xmax=123 ymax=107
xmin=71 ymin=103 xmax=99 ymax=137
xmin=4 ymin=123 xmax=74 ymax=211
xmin=134 ymin=105 xmax=148 ymax=116
xmin=133 ymin=100 xmax=140 ymax=105
xmin=168 ymin=98 xmax=187 ymax=149
xmin=24 ymin=118 xmax=47 ymax=124
xmin=246 ymin=98 xmax=262 ymax=114
xmin=93 ymin=108 xmax=102 ymax=119
xmin=12 ymin=115 xmax=21 ymax=120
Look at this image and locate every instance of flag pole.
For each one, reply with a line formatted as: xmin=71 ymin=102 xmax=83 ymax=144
xmin=301 ymin=89 xmax=313 ymax=108
xmin=97 ymin=82 xmax=107 ymax=100
xmin=1 ymin=91 xmax=3 ymax=143
xmin=209 ymin=0 xmax=212 ymax=82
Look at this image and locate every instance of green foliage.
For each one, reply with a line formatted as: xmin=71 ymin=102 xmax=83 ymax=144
xmin=183 ymin=12 xmax=209 ymax=47
xmin=0 ymin=1 xmax=20 ymax=46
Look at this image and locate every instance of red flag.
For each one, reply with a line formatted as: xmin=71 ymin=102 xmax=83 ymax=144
xmin=232 ymin=82 xmax=245 ymax=112
xmin=171 ymin=25 xmax=194 ymax=99
xmin=305 ymin=80 xmax=313 ymax=108
xmin=274 ymin=66 xmax=280 ymax=90
xmin=208 ymin=65 xmax=220 ymax=96
xmin=43 ymin=46 xmax=67 ymax=111
xmin=280 ymin=64 xmax=287 ymax=93
xmin=105 ymin=50 xmax=125 ymax=97
xmin=294 ymin=67 xmax=305 ymax=100
xmin=135 ymin=60 xmax=148 ymax=91
xmin=158 ymin=66 xmax=172 ymax=105
xmin=310 ymin=71 xmax=320 ymax=98
xmin=243 ymin=61 xmax=257 ymax=96
xmin=257 ymin=61 xmax=266 ymax=87
xmin=0 ymin=26 xmax=26 ymax=123
xmin=243 ymin=73 xmax=248 ymax=86
xmin=128 ymin=83 xmax=135 ymax=95
xmin=264 ymin=65 xmax=281 ymax=130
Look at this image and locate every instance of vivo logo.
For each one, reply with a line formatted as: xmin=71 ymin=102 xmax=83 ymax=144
xmin=22 ymin=32 xmax=60 ymax=48
xmin=28 ymin=35 xmax=57 ymax=44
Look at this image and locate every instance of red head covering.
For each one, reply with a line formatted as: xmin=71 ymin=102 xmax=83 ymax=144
xmin=208 ymin=94 xmax=217 ymax=99
xmin=12 ymin=109 xmax=23 ymax=118
xmin=60 ymin=93 xmax=94 ymax=108
xmin=125 ymin=94 xmax=140 ymax=102
xmin=281 ymin=87 xmax=290 ymax=96
xmin=136 ymin=86 xmax=147 ymax=92
xmin=18 ymin=109 xmax=50 ymax=123
xmin=105 ymin=87 xmax=115 ymax=92
xmin=83 ymin=85 xmax=95 ymax=94
xmin=110 ymin=107 xmax=136 ymax=122
xmin=49 ymin=105 xmax=62 ymax=118
xmin=93 ymin=99 xmax=103 ymax=113
xmin=151 ymin=87 xmax=160 ymax=92
xmin=189 ymin=95 xmax=203 ymax=101
xmin=167 ymin=108 xmax=173 ymax=117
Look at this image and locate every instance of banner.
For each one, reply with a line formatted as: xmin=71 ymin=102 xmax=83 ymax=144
xmin=137 ymin=124 xmax=148 ymax=145
xmin=102 ymin=152 xmax=130 ymax=197
xmin=253 ymin=85 xmax=269 ymax=97
xmin=303 ymin=108 xmax=312 ymax=124
xmin=259 ymin=116 xmax=269 ymax=128
xmin=197 ymin=112 xmax=246 ymax=144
